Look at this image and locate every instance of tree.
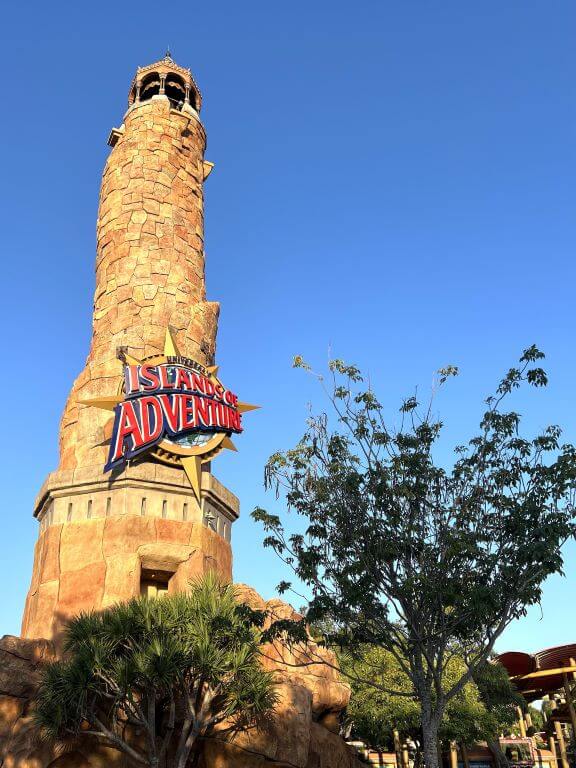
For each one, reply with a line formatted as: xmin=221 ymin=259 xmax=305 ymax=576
xmin=525 ymin=706 xmax=545 ymax=734
xmin=253 ymin=347 xmax=576 ymax=768
xmin=34 ymin=574 xmax=277 ymax=768
xmin=341 ymin=645 xmax=419 ymax=749
xmin=341 ymin=648 xmax=521 ymax=753
xmin=472 ymin=660 xmax=524 ymax=732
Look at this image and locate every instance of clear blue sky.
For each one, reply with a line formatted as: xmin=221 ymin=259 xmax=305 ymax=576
xmin=0 ymin=1 xmax=574 ymax=654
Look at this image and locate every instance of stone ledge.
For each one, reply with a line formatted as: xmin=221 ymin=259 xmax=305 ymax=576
xmin=34 ymin=464 xmax=239 ymax=520
xmin=107 ymin=126 xmax=124 ymax=147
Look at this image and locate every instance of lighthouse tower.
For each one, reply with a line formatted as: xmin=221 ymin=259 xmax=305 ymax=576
xmin=22 ymin=54 xmax=239 ymax=640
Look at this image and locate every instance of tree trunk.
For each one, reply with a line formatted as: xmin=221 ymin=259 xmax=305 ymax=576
xmin=461 ymin=743 xmax=471 ymax=768
xmin=176 ymin=731 xmax=199 ymax=768
xmin=421 ymin=715 xmax=440 ymax=768
xmin=487 ymin=738 xmax=509 ymax=768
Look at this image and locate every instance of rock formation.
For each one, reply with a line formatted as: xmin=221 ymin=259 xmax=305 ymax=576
xmin=1 ymin=591 xmax=362 ymax=768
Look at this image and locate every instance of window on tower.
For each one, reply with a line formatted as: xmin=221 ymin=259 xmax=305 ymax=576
xmin=165 ymin=74 xmax=186 ymax=108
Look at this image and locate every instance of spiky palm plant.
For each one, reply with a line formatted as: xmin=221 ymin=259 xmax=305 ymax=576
xmin=34 ymin=573 xmax=277 ymax=768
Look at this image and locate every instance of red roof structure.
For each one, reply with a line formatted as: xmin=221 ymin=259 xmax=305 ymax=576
xmin=497 ymin=645 xmax=576 ymax=703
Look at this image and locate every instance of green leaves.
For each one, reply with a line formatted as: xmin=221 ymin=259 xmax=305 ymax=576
xmin=520 ymin=344 xmax=545 ymax=363
xmin=328 ymin=359 xmax=362 ymax=381
xmin=35 ymin=658 xmax=92 ymax=739
xmin=292 ymin=355 xmax=312 ymax=371
xmin=341 ymin=646 xmax=419 ymax=748
xmin=526 ymin=367 xmax=548 ymax=387
xmin=400 ymin=396 xmax=418 ymax=413
xmin=34 ymin=574 xmax=277 ymax=766
xmin=496 ymin=346 xmax=547 ymax=396
xmin=438 ymin=365 xmax=459 ymax=385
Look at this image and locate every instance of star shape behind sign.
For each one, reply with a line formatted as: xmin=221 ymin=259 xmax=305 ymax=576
xmin=79 ymin=327 xmax=258 ymax=499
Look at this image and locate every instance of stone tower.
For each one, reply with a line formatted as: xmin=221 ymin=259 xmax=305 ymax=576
xmin=21 ymin=53 xmax=239 ymax=640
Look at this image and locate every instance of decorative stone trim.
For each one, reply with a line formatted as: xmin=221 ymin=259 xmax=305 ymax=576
xmin=107 ymin=126 xmax=124 ymax=147
xmin=34 ymin=464 xmax=239 ymax=541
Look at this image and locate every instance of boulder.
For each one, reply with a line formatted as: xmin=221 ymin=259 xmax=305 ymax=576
xmin=0 ymin=635 xmax=54 ymax=699
xmin=0 ymin=635 xmax=56 ymax=767
xmin=235 ymin=584 xmax=351 ymax=717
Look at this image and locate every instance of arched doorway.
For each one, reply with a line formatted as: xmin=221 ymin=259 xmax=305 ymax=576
xmin=140 ymin=72 xmax=161 ymax=102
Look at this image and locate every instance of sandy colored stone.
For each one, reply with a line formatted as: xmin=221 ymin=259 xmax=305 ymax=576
xmin=200 ymin=742 xmax=271 ymax=768
xmin=202 ymin=722 xmax=362 ymax=768
xmin=0 ymin=636 xmax=54 ymax=698
xmin=0 ymin=696 xmax=23 ymax=740
xmin=235 ymin=585 xmax=351 ymax=717
xmin=155 ymin=517 xmax=193 ymax=543
xmin=24 ymin=580 xmax=59 ymax=640
xmin=102 ymin=554 xmax=140 ymax=608
xmin=137 ymin=541 xmax=194 ymax=570
xmin=26 ymin=536 xmax=44 ymax=595
xmin=102 ymin=515 xmax=157 ymax=558
xmin=56 ymin=94 xmax=217 ymax=472
xmin=24 ymin=513 xmax=233 ymax=638
xmin=59 ymin=520 xmax=105 ymax=573
xmin=9 ymin=58 xmax=362 ymax=767
xmin=3 ymin=588 xmax=362 ymax=768
xmin=58 ymin=561 xmax=107 ymax=617
xmin=306 ymin=722 xmax=362 ymax=768
xmin=230 ymin=682 xmax=312 ymax=766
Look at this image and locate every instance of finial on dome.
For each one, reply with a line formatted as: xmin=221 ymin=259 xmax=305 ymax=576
xmin=165 ymin=48 xmax=173 ymax=61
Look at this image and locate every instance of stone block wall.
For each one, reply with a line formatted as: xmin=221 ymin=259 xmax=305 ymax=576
xmin=21 ymin=92 xmax=239 ymax=640
xmin=22 ymin=515 xmax=232 ymax=640
xmin=59 ymin=95 xmax=218 ymax=472
xmin=22 ymin=465 xmax=237 ymax=640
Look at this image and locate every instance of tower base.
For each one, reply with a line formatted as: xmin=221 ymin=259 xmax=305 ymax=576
xmin=22 ymin=463 xmax=237 ymax=640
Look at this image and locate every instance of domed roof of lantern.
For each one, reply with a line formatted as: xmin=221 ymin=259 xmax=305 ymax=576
xmin=128 ymin=51 xmax=202 ymax=112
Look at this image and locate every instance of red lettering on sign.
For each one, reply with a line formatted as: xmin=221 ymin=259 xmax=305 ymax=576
xmin=181 ymin=395 xmax=196 ymax=430
xmin=158 ymin=394 xmax=179 ymax=434
xmin=109 ymin=400 xmax=144 ymax=464
xmin=125 ymin=365 xmax=140 ymax=395
xmin=191 ymin=373 xmax=206 ymax=395
xmin=139 ymin=396 xmax=163 ymax=443
xmin=195 ymin=395 xmax=211 ymax=427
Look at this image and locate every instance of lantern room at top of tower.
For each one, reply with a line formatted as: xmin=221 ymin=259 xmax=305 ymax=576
xmin=127 ymin=51 xmax=202 ymax=114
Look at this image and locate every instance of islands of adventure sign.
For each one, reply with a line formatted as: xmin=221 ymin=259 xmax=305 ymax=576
xmin=81 ymin=328 xmax=257 ymax=497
